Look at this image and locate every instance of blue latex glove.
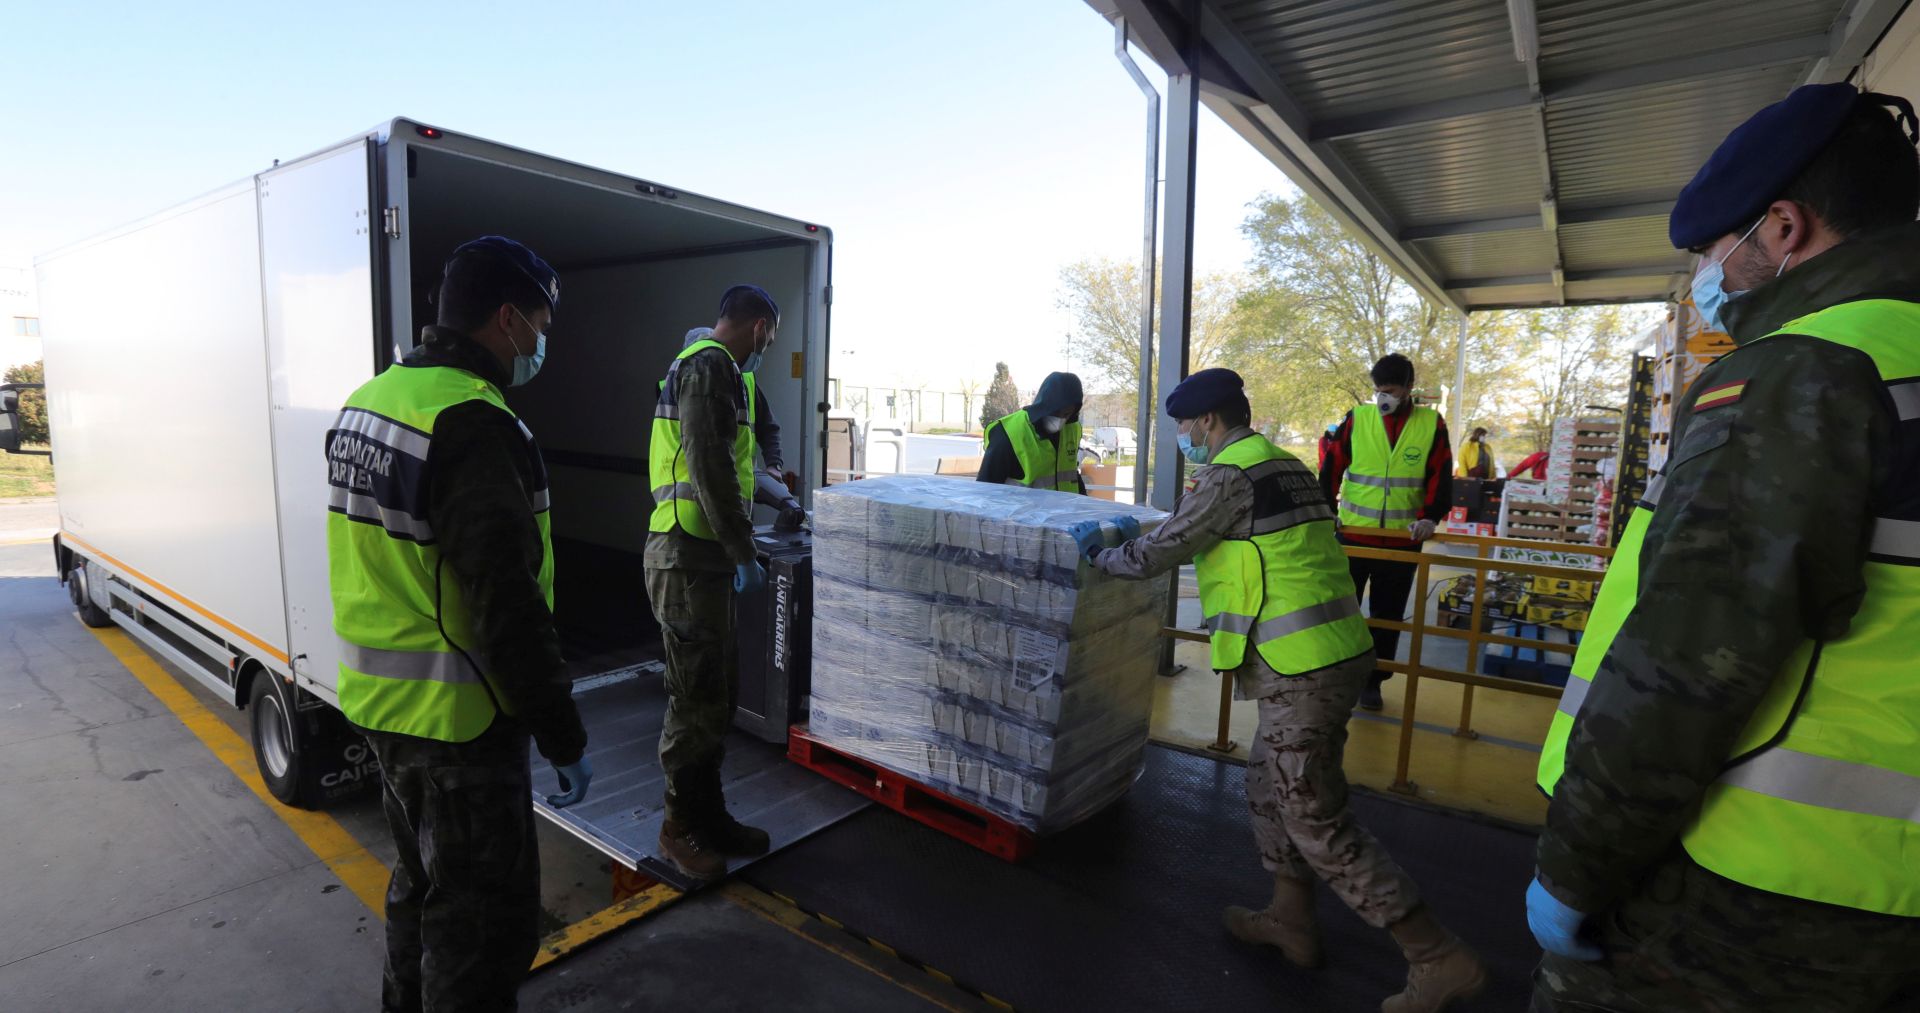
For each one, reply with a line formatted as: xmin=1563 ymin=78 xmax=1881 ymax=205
xmin=1113 ymin=515 xmax=1142 ymax=541
xmin=734 ymin=559 xmax=767 ymax=594
xmin=1526 ymin=877 xmax=1602 ymax=960
xmin=546 ymin=757 xmax=593 ymax=808
xmin=1067 ymin=519 xmax=1104 ymax=559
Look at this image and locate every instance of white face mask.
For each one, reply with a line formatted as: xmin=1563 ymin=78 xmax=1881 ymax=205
xmin=1376 ymin=391 xmax=1401 ymax=414
xmin=1038 ymin=416 xmax=1064 ymax=436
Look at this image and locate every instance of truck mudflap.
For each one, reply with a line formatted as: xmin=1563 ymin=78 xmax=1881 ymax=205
xmin=529 ymin=663 xmax=866 ymax=890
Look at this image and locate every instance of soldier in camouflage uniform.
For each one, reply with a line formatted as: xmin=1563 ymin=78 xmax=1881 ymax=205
xmin=1089 ymin=369 xmax=1485 ymax=1013
xmin=328 ymin=238 xmax=591 ymax=1013
xmin=644 ymin=286 xmax=781 ymax=881
xmin=1529 ymin=86 xmax=1920 ymax=1011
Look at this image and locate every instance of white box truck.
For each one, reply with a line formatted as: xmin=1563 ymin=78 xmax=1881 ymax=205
xmin=12 ymin=119 xmax=854 ymax=878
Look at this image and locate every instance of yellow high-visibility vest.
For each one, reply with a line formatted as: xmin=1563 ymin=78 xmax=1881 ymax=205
xmin=1539 ymin=298 xmax=1920 ymax=916
xmin=649 ymin=339 xmax=755 ymax=540
xmin=983 ymin=409 xmax=1081 ymax=491
xmin=1196 ymin=433 xmax=1372 ymax=674
xmin=1338 ymin=406 xmax=1437 ymax=531
xmin=326 ymin=364 xmax=553 ymax=742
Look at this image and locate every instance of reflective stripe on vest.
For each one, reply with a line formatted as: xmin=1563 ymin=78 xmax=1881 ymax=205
xmin=984 ymin=410 xmax=1081 ymax=492
xmin=1339 ymin=405 xmax=1437 ymax=531
xmin=649 ymin=339 xmax=756 ymax=540
xmin=326 ymin=364 xmax=554 ymax=743
xmin=1537 ymin=298 xmax=1920 ymax=916
xmin=1196 ymin=434 xmax=1373 ymax=675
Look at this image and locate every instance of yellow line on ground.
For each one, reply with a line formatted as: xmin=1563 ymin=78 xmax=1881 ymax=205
xmin=85 ymin=626 xmax=390 ymax=915
xmin=529 ymin=882 xmax=684 ymax=971
xmin=0 ymin=535 xmax=52 ymax=546
xmin=718 ymin=881 xmax=978 ymax=1013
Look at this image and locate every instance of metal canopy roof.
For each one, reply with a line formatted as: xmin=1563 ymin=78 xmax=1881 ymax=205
xmin=1089 ymin=0 xmax=1909 ymax=311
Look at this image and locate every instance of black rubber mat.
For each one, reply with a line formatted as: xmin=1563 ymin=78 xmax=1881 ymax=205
xmin=745 ymin=745 xmax=1538 ymax=1012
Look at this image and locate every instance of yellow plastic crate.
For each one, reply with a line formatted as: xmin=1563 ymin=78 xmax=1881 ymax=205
xmin=1529 ymin=575 xmax=1595 ymax=601
xmin=1521 ymin=597 xmax=1591 ymax=631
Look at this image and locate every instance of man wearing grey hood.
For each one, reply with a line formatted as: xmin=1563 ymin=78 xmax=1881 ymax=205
xmin=978 ymin=370 xmax=1089 ymax=494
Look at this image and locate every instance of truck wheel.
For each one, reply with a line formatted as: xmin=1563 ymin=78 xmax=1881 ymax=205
xmin=249 ymin=675 xmax=316 ymax=808
xmin=69 ymin=564 xmax=112 ymax=628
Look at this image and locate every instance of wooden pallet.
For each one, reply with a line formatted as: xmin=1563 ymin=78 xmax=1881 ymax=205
xmin=787 ymin=724 xmax=1038 ymax=863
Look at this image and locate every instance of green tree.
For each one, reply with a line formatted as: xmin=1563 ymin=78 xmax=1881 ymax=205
xmin=981 ymin=362 xmax=1020 ymax=430
xmin=3 ymin=360 xmax=47 ymax=445
xmin=1511 ymin=305 xmax=1655 ymax=450
xmin=1236 ymin=193 xmax=1530 ymax=441
xmin=1056 ymin=259 xmax=1247 ymax=398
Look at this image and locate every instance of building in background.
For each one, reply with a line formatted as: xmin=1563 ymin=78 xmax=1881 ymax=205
xmin=1 ymin=266 xmax=40 ymax=370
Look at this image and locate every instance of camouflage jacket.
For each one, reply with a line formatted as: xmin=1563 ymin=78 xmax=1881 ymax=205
xmin=1536 ymin=222 xmax=1920 ymax=913
xmin=644 ymin=345 xmax=757 ymax=573
xmin=1091 ymin=427 xmax=1315 ymax=697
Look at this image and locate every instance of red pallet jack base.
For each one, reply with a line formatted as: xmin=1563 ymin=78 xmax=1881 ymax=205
xmin=787 ymin=724 xmax=1037 ymax=863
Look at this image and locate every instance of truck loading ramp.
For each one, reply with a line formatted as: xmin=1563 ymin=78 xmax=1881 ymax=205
xmin=529 ymin=668 xmax=869 ymax=891
xmin=740 ymin=745 xmax=1538 ymax=1011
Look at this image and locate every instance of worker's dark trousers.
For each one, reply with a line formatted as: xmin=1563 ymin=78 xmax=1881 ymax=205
xmin=361 ymin=718 xmax=539 ymax=1013
xmin=646 ymin=565 xmax=739 ymax=822
xmin=1343 ymin=545 xmax=1417 ymax=691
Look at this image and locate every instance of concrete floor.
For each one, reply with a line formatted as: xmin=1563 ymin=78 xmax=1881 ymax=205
xmin=0 ymin=517 xmax=984 ymax=1012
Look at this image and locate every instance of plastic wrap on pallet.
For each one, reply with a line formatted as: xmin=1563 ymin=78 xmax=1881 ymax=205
xmin=808 ymin=475 xmax=1170 ymax=833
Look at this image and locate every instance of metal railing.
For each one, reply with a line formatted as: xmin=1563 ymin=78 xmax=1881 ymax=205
xmin=1163 ymin=528 xmax=1613 ymax=794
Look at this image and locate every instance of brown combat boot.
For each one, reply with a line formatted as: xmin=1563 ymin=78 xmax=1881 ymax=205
xmin=1224 ymin=873 xmax=1324 ymax=968
xmin=700 ymin=806 xmax=771 ymax=857
xmin=691 ymin=764 xmax=770 ymax=857
xmin=1382 ymin=907 xmax=1488 ymax=1013
xmin=658 ymin=819 xmax=728 ymax=882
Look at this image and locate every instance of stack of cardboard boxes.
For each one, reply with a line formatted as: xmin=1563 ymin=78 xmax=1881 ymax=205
xmin=1605 ymin=354 xmax=1658 ymax=545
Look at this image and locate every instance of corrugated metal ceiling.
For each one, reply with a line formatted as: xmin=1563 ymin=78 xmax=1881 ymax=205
xmin=1092 ymin=0 xmax=1899 ymax=311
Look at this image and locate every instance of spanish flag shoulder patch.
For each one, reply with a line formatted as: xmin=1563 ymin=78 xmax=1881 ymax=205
xmin=1693 ymin=381 xmax=1745 ymax=412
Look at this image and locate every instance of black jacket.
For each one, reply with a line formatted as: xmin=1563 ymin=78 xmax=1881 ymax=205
xmin=406 ymin=327 xmax=586 ymax=766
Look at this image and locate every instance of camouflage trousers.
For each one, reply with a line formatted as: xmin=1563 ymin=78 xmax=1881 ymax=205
xmin=646 ymin=565 xmax=738 ymax=816
xmin=1531 ymin=849 xmax=1920 ymax=1012
xmin=361 ymin=718 xmax=539 ymax=1013
xmin=1244 ymin=652 xmax=1421 ymax=929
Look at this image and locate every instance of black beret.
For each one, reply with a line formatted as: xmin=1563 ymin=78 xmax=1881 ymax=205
xmin=1165 ymin=367 xmax=1244 ymax=419
xmin=1669 ymin=83 xmax=1862 ymax=250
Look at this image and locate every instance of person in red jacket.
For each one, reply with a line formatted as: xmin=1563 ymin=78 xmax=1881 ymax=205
xmin=1319 ymin=354 xmax=1454 ymax=711
xmin=1510 ymin=450 xmax=1549 ymax=480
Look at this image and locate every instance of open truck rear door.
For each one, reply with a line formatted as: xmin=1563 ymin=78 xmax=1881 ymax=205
xmin=258 ymin=138 xmax=382 ymax=708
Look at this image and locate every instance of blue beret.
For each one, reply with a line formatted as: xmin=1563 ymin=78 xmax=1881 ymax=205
xmin=1669 ymin=84 xmax=1862 ymax=250
xmin=449 ymin=236 xmax=560 ymax=310
xmin=720 ymin=284 xmax=780 ymax=322
xmin=1165 ymin=367 xmax=1245 ymax=419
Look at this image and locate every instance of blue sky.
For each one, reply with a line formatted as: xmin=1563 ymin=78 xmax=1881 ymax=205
xmin=5 ymin=0 xmax=1291 ymax=390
